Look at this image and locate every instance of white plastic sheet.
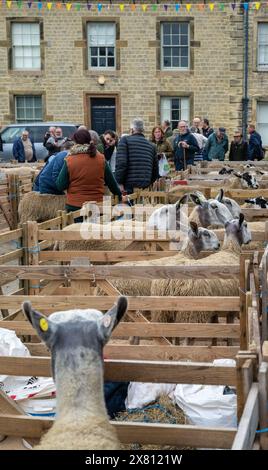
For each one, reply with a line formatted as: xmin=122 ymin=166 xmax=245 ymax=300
xmin=126 ymin=382 xmax=176 ymax=409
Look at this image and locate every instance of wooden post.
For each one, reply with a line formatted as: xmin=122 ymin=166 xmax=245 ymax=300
xmin=236 ymin=355 xmax=254 ymax=422
xmin=22 ymin=222 xmax=29 ymax=295
xmin=7 ymin=174 xmax=19 ymax=230
xmin=240 ymin=253 xmax=248 ymax=350
xmin=258 ymin=362 xmax=268 ymax=450
xmin=26 ymin=221 xmax=40 ymax=296
xmin=261 ymin=248 xmax=268 ymax=342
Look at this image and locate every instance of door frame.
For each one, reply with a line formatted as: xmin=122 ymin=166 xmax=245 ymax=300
xmin=84 ymin=93 xmax=121 ymax=134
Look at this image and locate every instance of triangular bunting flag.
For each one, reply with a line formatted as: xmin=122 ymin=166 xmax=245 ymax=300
xmin=56 ymin=2 xmax=62 ymax=8
xmin=17 ymin=0 xmax=23 ymax=8
xmin=27 ymin=1 xmax=32 ymax=8
xmin=255 ymin=2 xmax=261 ymax=10
xmin=75 ymin=3 xmax=81 ymax=11
xmin=119 ymin=4 xmax=124 ymax=12
xmin=198 ymin=4 xmax=205 ymax=11
xmin=175 ymin=4 xmax=180 ymax=12
xmin=243 ymin=2 xmax=249 ymax=9
xmin=47 ymin=2 xmax=52 ymax=10
xmin=97 ymin=3 xmax=102 ymax=12
xmin=151 ymin=5 xmax=157 ymax=12
xmin=209 ymin=3 xmax=215 ymax=11
xmin=231 ymin=3 xmax=236 ymax=10
xmin=130 ymin=4 xmax=136 ymax=12
xmin=219 ymin=3 xmax=225 ymax=11
xmin=87 ymin=3 xmax=92 ymax=10
xmin=66 ymin=3 xmax=72 ymax=11
xmin=186 ymin=4 xmax=192 ymax=12
xmin=141 ymin=5 xmax=148 ymax=12
xmin=37 ymin=1 xmax=43 ymax=10
xmin=7 ymin=1 xmax=12 ymax=8
xmin=164 ymin=4 xmax=168 ymax=11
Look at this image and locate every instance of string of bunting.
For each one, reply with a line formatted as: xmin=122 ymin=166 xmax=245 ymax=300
xmin=0 ymin=1 xmax=265 ymax=13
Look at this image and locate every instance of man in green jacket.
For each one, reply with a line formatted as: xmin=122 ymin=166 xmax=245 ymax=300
xmin=203 ymin=127 xmax=229 ymax=161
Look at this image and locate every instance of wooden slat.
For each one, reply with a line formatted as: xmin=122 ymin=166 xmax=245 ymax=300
xmin=0 ymin=265 xmax=240 ymax=281
xmin=0 ymin=295 xmax=240 ymax=311
xmin=0 ymin=415 xmax=236 ymax=448
xmin=105 ymin=345 xmax=239 ymax=362
xmin=1 ymin=321 xmax=240 ymax=338
xmin=37 ymin=217 xmax=62 ymax=230
xmin=39 ymin=250 xmax=178 ymax=262
xmin=0 ymin=229 xmax=22 ymax=243
xmin=232 ymin=383 xmax=259 ymax=450
xmin=0 ymin=357 xmax=237 ymax=385
xmin=0 ymin=249 xmax=23 ymax=264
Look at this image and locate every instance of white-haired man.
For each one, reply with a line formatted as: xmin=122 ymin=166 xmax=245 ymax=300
xmin=115 ymin=118 xmax=159 ymax=194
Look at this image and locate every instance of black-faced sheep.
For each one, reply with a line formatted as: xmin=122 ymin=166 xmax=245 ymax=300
xmin=22 ymin=297 xmax=128 ymax=450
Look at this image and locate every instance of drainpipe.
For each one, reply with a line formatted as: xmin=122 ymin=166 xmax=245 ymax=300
xmin=242 ymin=1 xmax=249 ymax=140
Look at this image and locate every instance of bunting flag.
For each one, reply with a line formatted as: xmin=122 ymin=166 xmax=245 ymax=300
xmin=1 ymin=1 xmax=268 ymax=13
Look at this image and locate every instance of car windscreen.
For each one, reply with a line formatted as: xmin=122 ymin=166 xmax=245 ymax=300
xmin=1 ymin=125 xmax=77 ymax=143
xmin=1 ymin=126 xmax=25 ymax=143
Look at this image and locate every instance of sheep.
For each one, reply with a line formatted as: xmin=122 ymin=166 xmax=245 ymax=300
xmin=60 ymin=193 xmax=231 ymax=253
xmin=0 ymin=166 xmax=40 ymax=176
xmin=150 ymin=214 xmax=251 ymax=325
xmin=109 ymin=221 xmax=221 ymax=298
xmin=18 ymin=192 xmax=66 ymax=223
xmin=215 ymin=188 xmax=241 ymax=218
xmin=227 ymin=171 xmax=259 ymax=189
xmin=22 ymin=296 xmax=128 ymax=450
xmin=244 ymin=196 xmax=268 ymax=209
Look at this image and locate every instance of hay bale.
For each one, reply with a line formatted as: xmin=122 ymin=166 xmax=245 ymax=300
xmin=116 ymin=395 xmax=187 ymax=450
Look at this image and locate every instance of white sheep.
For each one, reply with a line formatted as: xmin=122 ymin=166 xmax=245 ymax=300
xmin=109 ymin=221 xmax=220 ymax=297
xmin=151 ymin=214 xmax=251 ymax=324
xmin=22 ymin=297 xmax=128 ymax=450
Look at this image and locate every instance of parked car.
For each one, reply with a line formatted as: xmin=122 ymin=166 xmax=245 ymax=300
xmin=0 ymin=122 xmax=78 ymax=161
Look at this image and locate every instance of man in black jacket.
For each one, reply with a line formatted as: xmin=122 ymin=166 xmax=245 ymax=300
xmin=115 ymin=118 xmax=159 ymax=194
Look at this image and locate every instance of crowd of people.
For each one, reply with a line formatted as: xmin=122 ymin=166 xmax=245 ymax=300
xmin=9 ymin=116 xmax=265 ymax=216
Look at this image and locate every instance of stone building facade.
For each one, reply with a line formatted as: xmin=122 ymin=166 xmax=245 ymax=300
xmin=0 ymin=1 xmax=267 ymax=143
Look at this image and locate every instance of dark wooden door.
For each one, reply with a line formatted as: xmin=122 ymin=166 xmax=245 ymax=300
xmin=91 ymin=98 xmax=116 ymax=135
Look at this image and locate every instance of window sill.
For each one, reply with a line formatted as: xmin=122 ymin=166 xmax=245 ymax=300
xmin=84 ymin=69 xmax=120 ymax=77
xmin=255 ymin=68 xmax=268 ymax=73
xmin=8 ymin=70 xmax=44 ymax=75
xmin=156 ymin=69 xmax=193 ymax=76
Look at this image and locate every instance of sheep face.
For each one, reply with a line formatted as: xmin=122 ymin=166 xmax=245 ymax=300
xmin=234 ymin=171 xmax=259 ymax=189
xmin=188 ymin=222 xmax=220 ymax=252
xmin=215 ymin=189 xmax=241 ymax=218
xmin=245 ymin=196 xmax=268 ymax=209
xmin=22 ymin=297 xmax=128 ymax=380
xmin=225 ymin=214 xmax=252 ymax=245
xmin=148 ymin=194 xmax=188 ymax=230
xmin=190 ymin=193 xmax=232 ymax=227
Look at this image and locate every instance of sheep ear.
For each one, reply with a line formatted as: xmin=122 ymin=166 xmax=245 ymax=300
xmin=216 ymin=189 xmax=224 ymax=202
xmin=189 ymin=221 xmax=198 ymax=237
xmin=233 ymin=171 xmax=241 ymax=178
xmin=99 ymin=296 xmax=128 ymax=344
xmin=22 ymin=301 xmax=54 ymax=345
xmin=175 ymin=194 xmax=188 ymax=208
xmin=239 ymin=213 xmax=244 ymax=226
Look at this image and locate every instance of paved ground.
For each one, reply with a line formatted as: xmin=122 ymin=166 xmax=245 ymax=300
xmin=0 ymin=437 xmax=27 ymax=450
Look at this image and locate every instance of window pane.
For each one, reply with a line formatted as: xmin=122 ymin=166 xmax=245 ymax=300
xmin=108 ymin=57 xmax=114 ymax=67
xmin=163 ymin=56 xmax=171 ymax=67
xmin=107 ymin=47 xmax=114 ymax=57
xmin=91 ymin=47 xmax=98 ymax=56
xmin=172 ymin=23 xmax=180 ymax=34
xmin=12 ymin=23 xmax=40 ymax=70
xmin=172 ymin=47 xmax=180 ymax=56
xmin=163 ymin=23 xmax=171 ymax=35
xmin=181 ymin=56 xmax=188 ymax=68
xmin=163 ymin=34 xmax=171 ymax=46
xmin=99 ymin=47 xmax=106 ymax=56
xmin=163 ymin=47 xmax=172 ymax=57
xmin=172 ymin=57 xmax=180 ymax=67
xmin=99 ymin=57 xmax=106 ymax=67
xmin=180 ymin=23 xmax=188 ymax=34
xmin=172 ymin=35 xmax=180 ymax=46
xmin=91 ymin=57 xmax=98 ymax=67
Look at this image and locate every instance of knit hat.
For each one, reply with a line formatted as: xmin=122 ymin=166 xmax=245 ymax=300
xmin=73 ymin=129 xmax=92 ymax=145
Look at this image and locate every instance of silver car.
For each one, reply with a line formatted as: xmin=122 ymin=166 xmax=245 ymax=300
xmin=0 ymin=122 xmax=78 ymax=161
